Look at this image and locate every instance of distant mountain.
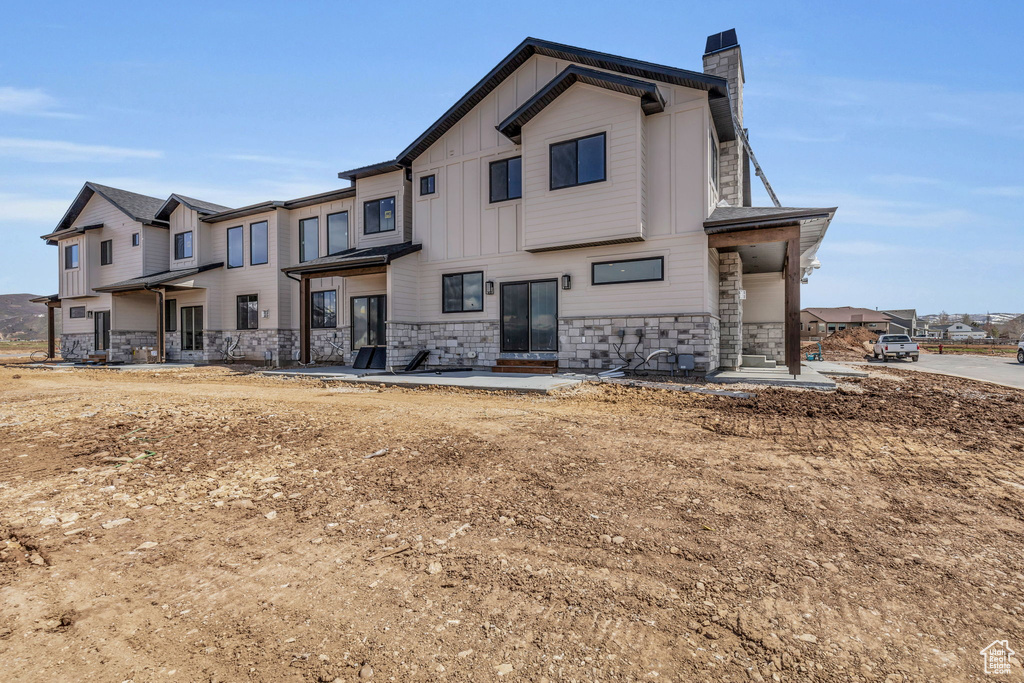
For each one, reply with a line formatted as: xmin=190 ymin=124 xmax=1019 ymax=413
xmin=920 ymin=312 xmax=1021 ymax=325
xmin=0 ymin=293 xmax=60 ymax=340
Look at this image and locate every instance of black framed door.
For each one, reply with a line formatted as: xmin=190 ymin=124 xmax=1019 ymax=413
xmin=181 ymin=306 xmax=204 ymax=351
xmin=351 ymin=295 xmax=386 ymax=349
xmin=93 ymin=310 xmax=110 ymax=351
xmin=500 ymin=279 xmax=558 ymax=352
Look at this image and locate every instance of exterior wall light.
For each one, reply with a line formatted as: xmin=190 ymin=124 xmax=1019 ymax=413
xmin=485 ymin=280 xmax=495 ymax=295
xmin=561 ymin=274 xmax=572 ymax=290
xmin=262 ymin=309 xmax=270 ymax=319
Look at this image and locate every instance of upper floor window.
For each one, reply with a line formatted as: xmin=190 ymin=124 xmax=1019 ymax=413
xmin=420 ymin=174 xmax=435 ymax=196
xmin=709 ymin=130 xmax=719 ymax=193
xmin=100 ymin=239 xmax=113 ymax=266
xmin=592 ymin=256 xmax=664 ymax=285
xmin=227 ymin=226 xmax=243 ymax=268
xmin=174 ymin=231 xmax=193 ymax=260
xmin=250 ymin=221 xmax=268 ymax=265
xmin=364 ymin=197 xmax=396 ymax=234
xmin=236 ymin=294 xmax=258 ymax=330
xmin=311 ymin=290 xmax=337 ymax=328
xmin=551 ymin=132 xmax=605 ymax=190
xmin=489 ymin=157 xmax=521 ymax=203
xmin=327 ymin=212 xmax=349 ymax=255
xmin=299 ymin=217 xmax=319 ymax=262
xmin=131 ymin=233 xmax=140 ymax=247
xmin=442 ymin=272 xmax=484 ymax=313
xmin=69 ymin=306 xmax=85 ymax=319
xmin=64 ymin=244 xmax=79 ymax=269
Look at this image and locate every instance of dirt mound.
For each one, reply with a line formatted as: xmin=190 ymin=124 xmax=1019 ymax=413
xmin=816 ymin=326 xmax=879 ymax=356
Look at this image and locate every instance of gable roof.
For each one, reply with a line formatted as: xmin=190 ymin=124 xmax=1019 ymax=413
xmin=155 ymin=193 xmax=232 ymax=221
xmin=52 ymin=182 xmax=167 ymax=236
xmin=883 ymin=309 xmax=917 ymax=321
xmin=339 ymin=37 xmax=736 ymax=180
xmin=802 ymin=306 xmax=892 ymax=324
xmin=497 ymin=65 xmax=666 ymax=144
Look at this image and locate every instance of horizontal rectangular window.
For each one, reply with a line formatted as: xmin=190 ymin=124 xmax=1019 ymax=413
xmin=592 ymin=256 xmax=664 ymax=285
xmin=442 ymin=272 xmax=484 ymax=313
xmin=100 ymin=239 xmax=113 ymax=266
xmin=327 ymin=212 xmax=348 ymax=255
xmin=550 ymin=132 xmax=606 ymax=190
xmin=364 ymin=197 xmax=396 ymax=234
xmin=174 ymin=231 xmax=193 ymax=260
xmin=69 ymin=306 xmax=85 ymax=319
xmin=131 ymin=232 xmax=140 ymax=247
xmin=489 ymin=157 xmax=521 ymax=203
xmin=64 ymin=244 xmax=79 ymax=269
xmin=311 ymin=290 xmax=337 ymax=329
xmin=250 ymin=221 xmax=268 ymax=265
xmin=299 ymin=217 xmax=319 ymax=262
xmin=420 ymin=174 xmax=435 ymax=196
xmin=165 ymin=299 xmax=177 ymax=332
xmin=227 ymin=226 xmax=243 ymax=268
xmin=236 ymin=294 xmax=258 ymax=330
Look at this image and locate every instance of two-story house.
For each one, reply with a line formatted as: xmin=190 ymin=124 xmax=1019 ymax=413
xmin=40 ymin=30 xmax=836 ymax=376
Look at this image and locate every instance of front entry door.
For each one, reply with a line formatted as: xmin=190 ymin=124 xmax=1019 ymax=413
xmin=93 ymin=310 xmax=110 ymax=352
xmin=500 ymin=280 xmax=558 ymax=352
xmin=351 ymin=295 xmax=386 ymax=349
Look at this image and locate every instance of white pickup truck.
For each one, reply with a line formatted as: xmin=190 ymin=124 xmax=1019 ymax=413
xmin=1017 ymin=334 xmax=1023 ymax=364
xmin=873 ymin=334 xmax=920 ymax=362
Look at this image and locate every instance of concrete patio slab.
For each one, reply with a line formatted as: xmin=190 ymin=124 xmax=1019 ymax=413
xmin=341 ymin=371 xmax=581 ymax=394
xmin=806 ymin=360 xmax=869 ymax=378
xmin=261 ymin=365 xmax=372 ymax=378
xmin=23 ymin=362 xmax=198 ymax=371
xmin=706 ymin=363 xmax=836 ymax=389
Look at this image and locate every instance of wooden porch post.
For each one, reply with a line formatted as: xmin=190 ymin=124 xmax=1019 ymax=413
xmin=46 ymin=304 xmax=55 ymax=359
xmin=300 ymin=275 xmax=311 ymax=364
xmin=785 ymin=237 xmax=801 ymax=376
xmin=155 ymin=290 xmax=165 ymax=363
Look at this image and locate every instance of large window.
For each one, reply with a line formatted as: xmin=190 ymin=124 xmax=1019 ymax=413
xmin=709 ymin=130 xmax=719 ymax=193
xmin=69 ymin=306 xmax=85 ymax=319
xmin=181 ymin=306 xmax=203 ymax=351
xmin=363 ymin=197 xmax=396 ymax=234
xmin=165 ymin=299 xmax=177 ymax=332
xmin=592 ymin=256 xmax=664 ymax=285
xmin=311 ymin=290 xmax=337 ymax=328
xmin=327 ymin=212 xmax=349 ymax=255
xmin=236 ymin=294 xmax=258 ymax=330
xmin=227 ymin=226 xmax=243 ymax=268
xmin=420 ymin=174 xmax=435 ymax=196
xmin=489 ymin=157 xmax=522 ymax=203
xmin=299 ymin=217 xmax=319 ymax=262
xmin=64 ymin=244 xmax=79 ymax=269
xmin=442 ymin=272 xmax=484 ymax=313
xmin=174 ymin=231 xmax=193 ymax=260
xmin=351 ymin=295 xmax=386 ymax=349
xmin=550 ymin=132 xmax=606 ymax=190
xmin=100 ymin=239 xmax=113 ymax=266
xmin=250 ymin=221 xmax=268 ymax=265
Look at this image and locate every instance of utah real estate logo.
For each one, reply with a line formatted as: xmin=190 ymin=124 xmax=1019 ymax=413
xmin=981 ymin=640 xmax=1015 ymax=675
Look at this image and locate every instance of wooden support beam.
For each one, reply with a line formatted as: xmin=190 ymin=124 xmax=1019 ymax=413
xmin=46 ymin=304 xmax=55 ymax=360
xmin=299 ymin=275 xmax=311 ymax=365
xmin=785 ymin=237 xmax=801 ymax=376
xmin=155 ymin=290 xmax=165 ymax=363
xmin=288 ymin=264 xmax=387 ymax=280
xmin=707 ymin=224 xmax=799 ymax=249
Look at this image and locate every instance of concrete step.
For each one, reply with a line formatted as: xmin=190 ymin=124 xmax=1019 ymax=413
xmin=491 ymin=364 xmax=559 ymax=374
xmin=741 ymin=355 xmax=777 ymax=369
xmin=494 ymin=358 xmax=556 ymax=367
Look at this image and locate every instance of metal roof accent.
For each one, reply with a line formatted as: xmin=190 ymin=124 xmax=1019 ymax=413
xmin=337 ymin=160 xmax=404 ymax=182
xmin=92 ymin=263 xmax=223 ymax=292
xmin=200 ymin=187 xmax=358 ymax=223
xmin=281 ymin=242 xmax=421 ymax=275
xmin=497 ymin=66 xmax=666 ymax=144
xmin=29 ymin=294 xmax=59 ymax=303
xmin=704 ymin=29 xmax=739 ymax=55
xmin=40 ymin=223 xmax=104 ymax=244
xmin=703 ymin=206 xmax=837 ymax=233
xmin=155 ymin=193 xmax=232 ymax=221
xmin=281 ymin=186 xmax=357 ymax=210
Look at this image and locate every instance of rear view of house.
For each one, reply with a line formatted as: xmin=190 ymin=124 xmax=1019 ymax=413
xmin=39 ymin=31 xmax=836 ymax=376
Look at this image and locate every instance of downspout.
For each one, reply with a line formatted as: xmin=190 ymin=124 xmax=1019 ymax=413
xmin=143 ymin=283 xmax=165 ymax=363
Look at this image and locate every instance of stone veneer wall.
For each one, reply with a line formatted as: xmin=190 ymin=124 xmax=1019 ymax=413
xmin=388 ymin=321 xmax=500 ymax=370
xmin=209 ymin=329 xmax=298 ymax=366
xmin=743 ymin=322 xmax=785 ymax=363
xmin=59 ymin=332 xmax=94 ymax=361
xmin=109 ymin=331 xmax=158 ymax=364
xmin=718 ymin=252 xmax=743 ymax=370
xmin=558 ymin=315 xmax=719 ymax=373
xmin=310 ymin=328 xmax=351 ymax=365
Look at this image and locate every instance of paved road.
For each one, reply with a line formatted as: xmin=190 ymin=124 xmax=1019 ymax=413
xmin=860 ymin=353 xmax=1024 ymax=390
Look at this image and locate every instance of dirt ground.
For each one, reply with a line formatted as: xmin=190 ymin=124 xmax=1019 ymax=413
xmin=1 ymin=363 xmax=1023 ymax=682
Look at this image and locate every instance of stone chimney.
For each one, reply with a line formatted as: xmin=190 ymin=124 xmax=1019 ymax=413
xmin=703 ymin=29 xmax=747 ymax=206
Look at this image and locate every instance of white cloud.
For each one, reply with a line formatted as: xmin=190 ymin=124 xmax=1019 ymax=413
xmin=0 ymin=138 xmax=163 ymax=163
xmin=0 ymin=86 xmax=78 ymax=118
xmin=0 ymin=193 xmax=69 ymax=222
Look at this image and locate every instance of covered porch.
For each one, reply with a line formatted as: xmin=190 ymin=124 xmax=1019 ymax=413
xmin=706 ymin=206 xmax=836 ymax=376
xmin=29 ymin=294 xmax=61 ymax=360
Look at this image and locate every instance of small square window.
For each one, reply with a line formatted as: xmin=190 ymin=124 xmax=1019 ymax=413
xmin=174 ymin=231 xmax=193 ymax=260
xmin=131 ymin=233 xmax=140 ymax=247
xmin=364 ymin=197 xmax=396 ymax=234
xmin=69 ymin=306 xmax=86 ymax=319
xmin=420 ymin=174 xmax=435 ymax=196
xmin=442 ymin=272 xmax=484 ymax=313
xmin=550 ymin=132 xmax=606 ymax=190
xmin=489 ymin=157 xmax=521 ymax=203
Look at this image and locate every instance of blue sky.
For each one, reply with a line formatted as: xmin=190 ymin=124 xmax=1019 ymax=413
xmin=1 ymin=0 xmax=1021 ymax=314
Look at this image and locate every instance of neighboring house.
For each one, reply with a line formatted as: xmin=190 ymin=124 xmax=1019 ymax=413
xmin=40 ymin=31 xmax=835 ymax=375
xmin=933 ymin=322 xmax=986 ymax=340
xmin=882 ymin=308 xmax=926 ymax=337
xmin=800 ymin=307 xmax=892 ymax=340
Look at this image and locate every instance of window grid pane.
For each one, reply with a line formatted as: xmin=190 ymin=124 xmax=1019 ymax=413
xmin=576 ymin=134 xmax=605 ymax=184
xmin=489 ymin=161 xmax=508 ymax=202
xmin=550 ymin=141 xmax=576 ymax=189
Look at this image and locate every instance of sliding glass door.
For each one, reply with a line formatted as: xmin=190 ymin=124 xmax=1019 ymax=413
xmin=351 ymin=295 xmax=386 ymax=349
xmin=181 ymin=306 xmax=204 ymax=351
xmin=500 ymin=280 xmax=557 ymax=352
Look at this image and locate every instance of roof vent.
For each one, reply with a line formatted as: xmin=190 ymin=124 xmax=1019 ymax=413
xmin=704 ymin=29 xmax=738 ymax=55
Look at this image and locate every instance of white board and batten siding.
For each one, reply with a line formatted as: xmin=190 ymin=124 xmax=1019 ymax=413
xmin=354 ymin=171 xmax=412 ymax=250
xmin=169 ymin=206 xmax=201 ymax=271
